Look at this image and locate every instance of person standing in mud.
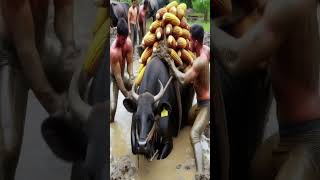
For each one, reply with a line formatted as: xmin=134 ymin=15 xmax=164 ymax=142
xmin=165 ymin=24 xmax=210 ymax=176
xmin=213 ymin=0 xmax=320 ymax=179
xmin=0 ymin=0 xmax=78 ymax=179
xmin=138 ymin=0 xmax=149 ymax=45
xmin=128 ymin=0 xmax=138 ymax=53
xmin=110 ymin=18 xmax=134 ymax=123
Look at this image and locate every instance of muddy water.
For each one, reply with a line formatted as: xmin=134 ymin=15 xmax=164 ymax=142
xmin=110 ymin=29 xmax=210 ymax=180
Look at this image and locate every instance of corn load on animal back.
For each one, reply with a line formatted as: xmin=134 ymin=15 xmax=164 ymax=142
xmin=163 ymin=13 xmax=180 ymax=26
xmin=169 ymin=6 xmax=177 ymax=16
xmin=135 ymin=66 xmax=146 ymax=86
xmin=143 ymin=33 xmax=156 ymax=47
xmin=179 ymin=17 xmax=189 ymax=30
xmin=156 ymin=7 xmax=167 ymax=20
xmin=140 ymin=47 xmax=152 ymax=64
xmin=138 ymin=63 xmax=144 ymax=73
xmin=153 ymin=42 xmax=159 ymax=52
xmin=166 ymin=1 xmax=178 ymax=11
xmin=168 ymin=48 xmax=183 ymax=66
xmin=188 ymin=50 xmax=196 ymax=60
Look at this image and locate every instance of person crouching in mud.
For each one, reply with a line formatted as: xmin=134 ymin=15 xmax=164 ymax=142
xmin=0 ymin=0 xmax=78 ymax=179
xmin=128 ymin=0 xmax=138 ymax=54
xmin=165 ymin=24 xmax=210 ymax=176
xmin=110 ymin=18 xmax=135 ymax=123
xmin=213 ymin=0 xmax=320 ymax=179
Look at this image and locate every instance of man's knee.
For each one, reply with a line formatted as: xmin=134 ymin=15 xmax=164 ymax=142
xmin=190 ymin=126 xmax=201 ymax=144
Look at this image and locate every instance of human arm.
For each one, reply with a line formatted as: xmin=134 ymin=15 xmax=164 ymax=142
xmin=110 ymin=50 xmax=130 ymax=97
xmin=212 ymin=2 xmax=288 ymax=75
xmin=2 ymin=0 xmax=65 ymax=114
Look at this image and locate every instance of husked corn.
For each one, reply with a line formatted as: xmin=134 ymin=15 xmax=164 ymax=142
xmin=172 ymin=26 xmax=182 ymax=38
xmin=150 ymin=20 xmax=162 ymax=33
xmin=169 ymin=6 xmax=177 ymax=16
xmin=156 ymin=27 xmax=163 ymax=40
xmin=181 ymin=28 xmax=191 ymax=39
xmin=176 ymin=6 xmax=185 ymax=19
xmin=176 ymin=37 xmax=187 ymax=49
xmin=177 ymin=3 xmax=187 ymax=11
xmin=163 ymin=13 xmax=180 ymax=26
xmin=156 ymin=7 xmax=167 ymax=20
xmin=181 ymin=49 xmax=193 ymax=64
xmin=165 ymin=24 xmax=173 ymax=35
xmin=135 ymin=66 xmax=146 ymax=86
xmin=167 ymin=35 xmax=177 ymax=49
xmin=166 ymin=1 xmax=178 ymax=11
xmin=140 ymin=47 xmax=152 ymax=64
xmin=168 ymin=48 xmax=183 ymax=66
xmin=153 ymin=42 xmax=159 ymax=53
xmin=143 ymin=33 xmax=156 ymax=47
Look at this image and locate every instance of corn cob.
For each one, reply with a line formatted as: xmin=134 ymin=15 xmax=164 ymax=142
xmin=163 ymin=13 xmax=180 ymax=26
xmin=167 ymin=35 xmax=177 ymax=49
xmin=176 ymin=6 xmax=185 ymax=19
xmin=168 ymin=48 xmax=183 ymax=66
xmin=176 ymin=37 xmax=187 ymax=49
xmin=166 ymin=1 xmax=178 ymax=11
xmin=156 ymin=27 xmax=163 ymax=40
xmin=181 ymin=49 xmax=193 ymax=64
xmin=177 ymin=50 xmax=182 ymax=57
xmin=150 ymin=20 xmax=162 ymax=33
xmin=143 ymin=33 xmax=156 ymax=47
xmin=177 ymin=3 xmax=187 ymax=11
xmin=188 ymin=50 xmax=196 ymax=59
xmin=181 ymin=28 xmax=191 ymax=39
xmin=156 ymin=7 xmax=167 ymax=20
xmin=179 ymin=17 xmax=189 ymax=29
xmin=185 ymin=39 xmax=190 ymax=50
xmin=169 ymin=6 xmax=177 ymax=16
xmin=138 ymin=63 xmax=145 ymax=74
xmin=140 ymin=47 xmax=152 ymax=64
xmin=165 ymin=24 xmax=173 ymax=35
xmin=135 ymin=66 xmax=146 ymax=86
xmin=83 ymin=20 xmax=108 ymax=76
xmin=153 ymin=42 xmax=159 ymax=53
xmin=172 ymin=26 xmax=182 ymax=38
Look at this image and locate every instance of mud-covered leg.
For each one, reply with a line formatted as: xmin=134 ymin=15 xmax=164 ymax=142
xmin=110 ymin=79 xmax=119 ymax=123
xmin=190 ymin=106 xmax=209 ymax=174
xmin=0 ymin=66 xmax=28 ymax=180
xmin=157 ymin=116 xmax=173 ymax=160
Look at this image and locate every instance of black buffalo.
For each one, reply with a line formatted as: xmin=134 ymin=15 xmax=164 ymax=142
xmin=123 ymin=56 xmax=194 ymax=160
xmin=145 ymin=0 xmax=169 ymax=21
xmin=110 ymin=1 xmax=130 ymax=27
xmin=41 ymin=55 xmax=108 ymax=180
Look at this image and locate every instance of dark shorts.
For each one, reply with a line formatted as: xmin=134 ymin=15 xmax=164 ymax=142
xmin=130 ymin=23 xmax=137 ymax=46
xmin=197 ymin=99 xmax=210 ymax=107
xmin=251 ymin=119 xmax=320 ymax=180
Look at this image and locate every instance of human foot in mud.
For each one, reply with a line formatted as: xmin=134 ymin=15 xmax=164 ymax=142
xmin=194 ymin=172 xmax=210 ymax=180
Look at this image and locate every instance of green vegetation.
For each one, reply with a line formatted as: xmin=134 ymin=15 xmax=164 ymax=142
xmin=191 ymin=0 xmax=210 ymax=22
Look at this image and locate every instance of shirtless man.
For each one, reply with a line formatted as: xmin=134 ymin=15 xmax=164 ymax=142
xmin=128 ymin=0 xmax=138 ymax=53
xmin=110 ymin=18 xmax=134 ymax=123
xmin=212 ymin=0 xmax=320 ymax=179
xmin=138 ymin=0 xmax=149 ymax=45
xmin=0 ymin=0 xmax=78 ymax=179
xmin=165 ymin=24 xmax=210 ymax=175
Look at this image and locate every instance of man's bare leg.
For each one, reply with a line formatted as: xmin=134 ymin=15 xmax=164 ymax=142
xmin=0 ymin=66 xmax=28 ymax=180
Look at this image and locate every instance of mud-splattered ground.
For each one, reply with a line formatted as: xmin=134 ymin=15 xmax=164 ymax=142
xmin=110 ymin=28 xmax=210 ymax=180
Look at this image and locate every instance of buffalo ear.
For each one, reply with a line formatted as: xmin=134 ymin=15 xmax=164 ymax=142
xmin=156 ymin=102 xmax=172 ymax=115
xmin=123 ymin=98 xmax=137 ymax=113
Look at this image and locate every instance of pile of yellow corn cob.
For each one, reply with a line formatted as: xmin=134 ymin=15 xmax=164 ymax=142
xmin=135 ymin=1 xmax=196 ymax=86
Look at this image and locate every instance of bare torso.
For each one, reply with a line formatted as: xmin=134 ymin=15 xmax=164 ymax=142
xmin=270 ymin=0 xmax=320 ymax=122
xmin=128 ymin=5 xmax=138 ymax=25
xmin=110 ymin=37 xmax=132 ymax=76
xmin=138 ymin=5 xmax=146 ymax=24
xmin=194 ymin=45 xmax=210 ymax=101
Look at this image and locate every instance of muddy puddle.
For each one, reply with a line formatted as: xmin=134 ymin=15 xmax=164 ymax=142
xmin=110 ymin=28 xmax=210 ymax=180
